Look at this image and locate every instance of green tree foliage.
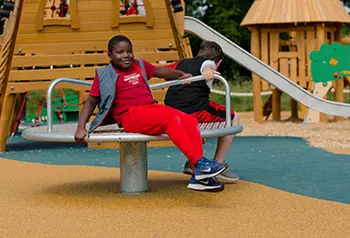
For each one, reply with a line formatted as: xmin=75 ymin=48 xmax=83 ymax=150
xmin=342 ymin=0 xmax=350 ymax=7
xmin=342 ymin=0 xmax=350 ymax=35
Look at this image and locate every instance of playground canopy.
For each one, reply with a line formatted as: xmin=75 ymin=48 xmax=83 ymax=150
xmin=241 ymin=0 xmax=350 ymax=27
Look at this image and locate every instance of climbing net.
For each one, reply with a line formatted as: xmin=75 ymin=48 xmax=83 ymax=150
xmin=120 ymin=0 xmax=144 ymax=15
xmin=12 ymin=89 xmax=85 ymax=135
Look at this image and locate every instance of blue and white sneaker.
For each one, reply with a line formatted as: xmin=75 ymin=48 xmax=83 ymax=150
xmin=193 ymin=157 xmax=227 ymax=180
xmin=187 ymin=175 xmax=224 ymax=192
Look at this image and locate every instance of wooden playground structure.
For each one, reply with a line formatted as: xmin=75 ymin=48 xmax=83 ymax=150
xmin=241 ymin=0 xmax=350 ymax=123
xmin=0 ymin=0 xmax=192 ymax=152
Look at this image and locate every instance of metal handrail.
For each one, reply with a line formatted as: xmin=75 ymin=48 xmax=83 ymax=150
xmin=46 ymin=78 xmax=91 ymax=132
xmin=46 ymin=75 xmax=232 ymax=132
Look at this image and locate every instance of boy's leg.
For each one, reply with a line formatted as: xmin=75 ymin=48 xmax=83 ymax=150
xmin=122 ymin=104 xmax=226 ymax=181
xmin=122 ymin=104 xmax=202 ymax=165
xmin=214 ymin=113 xmax=240 ymax=162
xmin=189 ymin=101 xmax=240 ymax=181
xmin=175 ymin=112 xmax=203 ymax=165
xmin=183 ymin=134 xmax=237 ymax=176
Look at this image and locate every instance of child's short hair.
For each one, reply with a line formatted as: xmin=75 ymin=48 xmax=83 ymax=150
xmin=108 ymin=35 xmax=133 ymax=53
xmin=198 ymin=40 xmax=223 ymax=63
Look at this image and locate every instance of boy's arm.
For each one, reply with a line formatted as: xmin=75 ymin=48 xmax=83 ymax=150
xmin=77 ymin=96 xmax=99 ymax=130
xmin=153 ymin=66 xmax=192 ymax=80
xmin=75 ymin=71 xmax=100 ymax=144
xmin=75 ymin=96 xmax=99 ymax=144
xmin=201 ymin=60 xmax=220 ymax=80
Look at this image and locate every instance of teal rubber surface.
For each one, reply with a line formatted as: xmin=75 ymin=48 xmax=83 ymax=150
xmin=2 ymin=135 xmax=350 ymax=204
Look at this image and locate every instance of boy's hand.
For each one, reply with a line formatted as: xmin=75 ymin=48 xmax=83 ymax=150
xmin=179 ymin=73 xmax=192 ymax=79
xmin=179 ymin=73 xmax=192 ymax=84
xmin=202 ymin=67 xmax=220 ymax=80
xmin=74 ymin=127 xmax=89 ymax=144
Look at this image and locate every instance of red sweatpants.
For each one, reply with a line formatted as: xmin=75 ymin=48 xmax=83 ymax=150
xmin=122 ymin=104 xmax=203 ymax=165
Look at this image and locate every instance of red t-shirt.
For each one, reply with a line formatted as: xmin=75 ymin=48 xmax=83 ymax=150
xmin=89 ymin=59 xmax=156 ymax=125
xmin=165 ymin=62 xmax=179 ymax=70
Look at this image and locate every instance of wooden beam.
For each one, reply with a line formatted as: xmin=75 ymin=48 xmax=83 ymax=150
xmin=12 ymin=51 xmax=179 ymax=67
xmin=35 ymin=0 xmax=47 ymax=31
xmin=290 ymin=58 xmax=298 ymax=119
xmin=334 ymin=78 xmax=344 ymax=122
xmin=15 ymin=39 xmax=176 ymax=54
xmin=261 ymin=26 xmax=314 ymax=33
xmin=334 ymin=25 xmax=344 ymax=123
xmin=316 ymin=24 xmax=328 ymax=123
xmin=16 ymin=30 xmax=174 ymax=44
xmin=0 ymin=95 xmax=16 ymax=152
xmin=277 ymin=52 xmax=298 ymax=59
xmin=250 ymin=28 xmax=263 ymax=123
xmin=272 ymin=89 xmax=281 ymax=121
xmin=0 ymin=0 xmax=24 ymax=116
xmin=9 ymin=68 xmax=96 ymax=81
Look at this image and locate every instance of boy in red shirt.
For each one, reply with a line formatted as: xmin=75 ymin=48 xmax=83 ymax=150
xmin=165 ymin=40 xmax=240 ymax=181
xmin=74 ymin=35 xmax=227 ymax=191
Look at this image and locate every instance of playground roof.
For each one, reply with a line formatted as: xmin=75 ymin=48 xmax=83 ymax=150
xmin=241 ymin=0 xmax=350 ymax=27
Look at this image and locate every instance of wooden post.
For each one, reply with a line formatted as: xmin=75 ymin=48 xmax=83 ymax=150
xmin=272 ymin=89 xmax=281 ymax=121
xmin=0 ymin=0 xmax=24 ymax=152
xmin=10 ymin=93 xmax=25 ymax=135
xmin=174 ymin=0 xmax=185 ymax=37
xmin=251 ymin=27 xmax=263 ymax=123
xmin=316 ymin=24 xmax=328 ymax=123
xmin=0 ymin=0 xmax=24 ymax=111
xmin=0 ymin=94 xmax=16 ymax=152
xmin=296 ymin=30 xmax=308 ymax=117
xmin=290 ymin=51 xmax=298 ymax=119
xmin=269 ymin=32 xmax=280 ymax=121
xmin=334 ymin=79 xmax=344 ymax=122
xmin=165 ymin=0 xmax=186 ymax=60
xmin=290 ymin=100 xmax=298 ymax=119
xmin=334 ymin=24 xmax=344 ymax=122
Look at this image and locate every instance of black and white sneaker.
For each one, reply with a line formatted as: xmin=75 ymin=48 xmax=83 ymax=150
xmin=187 ymin=175 xmax=224 ymax=192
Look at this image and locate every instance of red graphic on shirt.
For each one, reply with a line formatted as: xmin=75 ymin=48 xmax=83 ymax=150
xmin=124 ymin=73 xmax=141 ymax=85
